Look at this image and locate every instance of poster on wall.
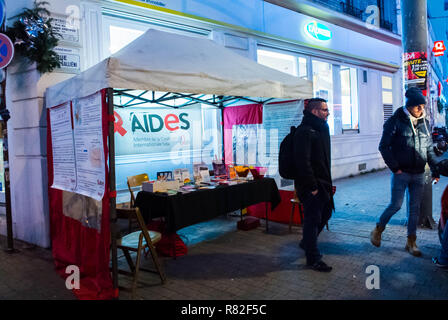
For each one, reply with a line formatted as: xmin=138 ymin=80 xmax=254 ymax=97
xmin=49 ymin=102 xmax=77 ymax=192
xmin=72 ymin=92 xmax=106 ymax=201
xmin=404 ymin=52 xmax=428 ymax=90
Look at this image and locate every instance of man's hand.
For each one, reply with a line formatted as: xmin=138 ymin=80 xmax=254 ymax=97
xmin=311 ymin=189 xmax=318 ymax=196
xmin=396 ymin=170 xmax=403 ymax=174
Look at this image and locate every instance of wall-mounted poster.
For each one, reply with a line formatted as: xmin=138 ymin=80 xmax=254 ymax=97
xmin=404 ymin=52 xmax=428 ymax=90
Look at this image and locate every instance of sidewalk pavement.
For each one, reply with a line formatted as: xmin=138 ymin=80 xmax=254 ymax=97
xmin=1 ymin=168 xmax=448 ymax=300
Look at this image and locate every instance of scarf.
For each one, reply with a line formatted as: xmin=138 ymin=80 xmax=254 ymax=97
xmin=403 ymin=106 xmax=429 ymax=136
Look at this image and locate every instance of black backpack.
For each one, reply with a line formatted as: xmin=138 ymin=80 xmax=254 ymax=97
xmin=278 ymin=126 xmax=297 ymax=180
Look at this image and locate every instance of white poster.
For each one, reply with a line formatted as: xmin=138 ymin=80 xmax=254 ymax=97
xmin=72 ymin=92 xmax=106 ymax=201
xmin=262 ymin=100 xmax=304 ymax=179
xmin=50 ymin=102 xmax=76 ymax=192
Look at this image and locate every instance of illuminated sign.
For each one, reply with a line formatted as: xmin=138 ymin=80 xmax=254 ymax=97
xmin=433 ymin=41 xmax=446 ymax=57
xmin=305 ymin=21 xmax=332 ymax=41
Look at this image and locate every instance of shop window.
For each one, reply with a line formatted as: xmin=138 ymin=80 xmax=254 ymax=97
xmin=312 ymin=60 xmax=334 ymax=135
xmin=382 ymin=75 xmax=393 ymax=122
xmin=102 ymin=15 xmax=207 ymax=59
xmin=257 ymin=49 xmax=308 ymax=79
xmin=340 ymin=66 xmax=359 ymax=131
xmin=257 ymin=49 xmax=297 ymax=76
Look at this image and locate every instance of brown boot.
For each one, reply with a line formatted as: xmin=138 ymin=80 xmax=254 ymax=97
xmin=405 ymin=235 xmax=422 ymax=257
xmin=370 ymin=224 xmax=385 ymax=247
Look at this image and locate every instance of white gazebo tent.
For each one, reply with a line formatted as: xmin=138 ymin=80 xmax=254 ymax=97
xmin=45 ymin=28 xmax=313 ymax=295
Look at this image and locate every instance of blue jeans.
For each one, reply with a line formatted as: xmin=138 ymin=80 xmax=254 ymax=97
xmin=378 ymin=172 xmax=425 ymax=236
xmin=439 ymin=222 xmax=448 ymax=265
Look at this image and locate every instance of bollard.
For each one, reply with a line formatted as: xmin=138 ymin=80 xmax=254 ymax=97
xmin=418 ymin=165 xmax=436 ymax=228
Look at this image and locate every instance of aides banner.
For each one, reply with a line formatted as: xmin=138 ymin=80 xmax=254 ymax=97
xmin=404 ymin=52 xmax=428 ymax=90
xmin=114 ymin=106 xmax=201 ymax=156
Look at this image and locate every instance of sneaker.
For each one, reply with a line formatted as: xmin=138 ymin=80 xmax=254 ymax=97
xmin=308 ymin=260 xmax=332 ymax=272
xmin=432 ymin=257 xmax=448 ymax=270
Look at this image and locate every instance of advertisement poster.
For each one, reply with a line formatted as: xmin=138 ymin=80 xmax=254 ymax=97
xmin=113 ymin=106 xmax=202 ymax=157
xmin=49 ymin=102 xmax=77 ymax=192
xmin=72 ymin=92 xmax=105 ymax=201
xmin=404 ymin=52 xmax=428 ymax=89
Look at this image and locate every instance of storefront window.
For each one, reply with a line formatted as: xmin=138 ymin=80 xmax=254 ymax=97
xmin=312 ymin=60 xmax=334 ymax=134
xmin=340 ymin=66 xmax=359 ymax=130
xmin=102 ymin=15 xmax=207 ymax=59
xmin=382 ymin=75 xmax=393 ymax=122
xmin=257 ymin=49 xmax=297 ymax=76
xmin=257 ymin=49 xmax=308 ymax=79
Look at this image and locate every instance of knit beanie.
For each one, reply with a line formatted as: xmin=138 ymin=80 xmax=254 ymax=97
xmin=405 ymin=87 xmax=426 ymax=107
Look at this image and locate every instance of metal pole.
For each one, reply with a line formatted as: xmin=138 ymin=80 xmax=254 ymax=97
xmin=401 ymin=0 xmax=435 ymax=228
xmin=0 ymin=68 xmax=15 ymax=253
xmin=107 ymin=88 xmax=118 ymax=297
xmin=0 ymin=16 xmax=16 ymax=253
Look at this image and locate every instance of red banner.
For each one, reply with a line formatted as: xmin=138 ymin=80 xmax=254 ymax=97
xmin=47 ymin=89 xmax=114 ymax=300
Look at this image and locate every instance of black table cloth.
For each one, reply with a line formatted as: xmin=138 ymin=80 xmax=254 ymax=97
xmin=134 ymin=177 xmax=281 ymax=232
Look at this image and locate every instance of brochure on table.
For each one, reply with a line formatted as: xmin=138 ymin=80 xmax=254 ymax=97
xmin=49 ymin=91 xmax=106 ymax=201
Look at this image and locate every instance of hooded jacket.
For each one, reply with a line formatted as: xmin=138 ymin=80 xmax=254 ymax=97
xmin=379 ymin=107 xmax=439 ymax=176
xmin=293 ymin=109 xmax=334 ymax=207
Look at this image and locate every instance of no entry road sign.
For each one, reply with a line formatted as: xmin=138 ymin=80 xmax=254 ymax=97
xmin=0 ymin=33 xmax=14 ymax=69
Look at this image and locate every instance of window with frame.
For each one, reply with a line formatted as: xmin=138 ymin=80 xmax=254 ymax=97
xmin=382 ymin=75 xmax=393 ymax=122
xmin=312 ymin=60 xmax=334 ymax=135
xmin=257 ymin=49 xmax=308 ymax=79
xmin=340 ymin=66 xmax=359 ymax=131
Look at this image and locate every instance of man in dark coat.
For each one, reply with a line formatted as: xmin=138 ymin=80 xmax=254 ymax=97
xmin=294 ymin=98 xmax=334 ymax=272
xmin=371 ymin=87 xmax=439 ymax=257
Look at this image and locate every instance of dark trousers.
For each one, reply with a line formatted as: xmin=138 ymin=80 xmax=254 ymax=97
xmin=301 ymin=190 xmax=332 ymax=265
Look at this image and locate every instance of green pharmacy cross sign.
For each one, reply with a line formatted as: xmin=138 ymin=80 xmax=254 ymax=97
xmin=305 ymin=21 xmax=332 ymax=41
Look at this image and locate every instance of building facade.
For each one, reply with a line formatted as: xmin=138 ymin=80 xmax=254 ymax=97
xmin=2 ymin=0 xmax=403 ymax=247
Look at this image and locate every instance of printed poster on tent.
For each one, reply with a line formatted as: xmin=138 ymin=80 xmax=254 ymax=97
xmin=72 ymin=92 xmax=106 ymax=201
xmin=49 ymin=101 xmax=77 ymax=192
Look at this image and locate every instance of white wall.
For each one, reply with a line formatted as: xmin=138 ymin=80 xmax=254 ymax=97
xmin=2 ymin=0 xmax=80 ymax=247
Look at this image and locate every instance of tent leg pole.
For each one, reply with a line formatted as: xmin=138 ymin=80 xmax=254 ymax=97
xmin=107 ymin=88 xmax=119 ymax=298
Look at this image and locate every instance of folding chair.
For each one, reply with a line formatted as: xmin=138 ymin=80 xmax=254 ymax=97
xmin=116 ymin=206 xmax=166 ymax=297
xmin=124 ymin=173 xmax=150 ymax=233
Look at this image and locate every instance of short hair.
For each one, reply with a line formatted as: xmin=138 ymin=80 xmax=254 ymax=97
xmin=305 ymin=98 xmax=327 ymax=112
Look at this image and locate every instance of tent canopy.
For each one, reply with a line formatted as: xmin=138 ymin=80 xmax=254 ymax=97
xmin=46 ymin=28 xmax=312 ymax=108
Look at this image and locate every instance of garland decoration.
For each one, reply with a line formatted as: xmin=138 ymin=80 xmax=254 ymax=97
xmin=5 ymin=1 xmax=60 ymax=73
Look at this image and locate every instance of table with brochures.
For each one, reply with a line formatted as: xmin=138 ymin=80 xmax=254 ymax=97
xmin=134 ymin=177 xmax=281 ymax=232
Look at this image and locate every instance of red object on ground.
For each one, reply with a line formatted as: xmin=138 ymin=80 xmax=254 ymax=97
xmin=47 ymin=89 xmax=114 ymax=300
xmin=247 ymin=187 xmax=336 ymax=225
xmin=247 ymin=190 xmax=298 ymax=224
xmin=146 ymin=220 xmax=188 ymax=257
xmin=237 ymin=216 xmax=260 ymax=230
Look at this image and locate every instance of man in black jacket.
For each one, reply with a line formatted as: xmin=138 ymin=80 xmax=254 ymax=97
xmin=294 ymin=98 xmax=334 ymax=272
xmin=371 ymin=87 xmax=439 ymax=256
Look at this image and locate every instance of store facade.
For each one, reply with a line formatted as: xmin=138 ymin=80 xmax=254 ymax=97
xmin=4 ymin=0 xmax=403 ymax=246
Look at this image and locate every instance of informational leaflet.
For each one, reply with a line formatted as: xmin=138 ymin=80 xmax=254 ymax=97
xmin=72 ymin=92 xmax=105 ymax=201
xmin=50 ymin=102 xmax=76 ymax=191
